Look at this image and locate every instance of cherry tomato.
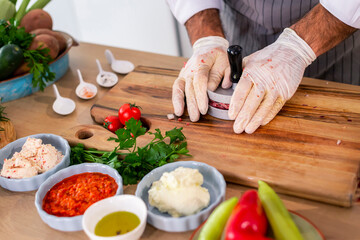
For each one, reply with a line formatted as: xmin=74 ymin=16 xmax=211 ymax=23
xmin=103 ymin=115 xmax=123 ymax=133
xmin=118 ymin=103 xmax=141 ymax=125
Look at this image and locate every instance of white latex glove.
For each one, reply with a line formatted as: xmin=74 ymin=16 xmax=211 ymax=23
xmin=172 ymin=36 xmax=230 ymax=122
xmin=227 ymin=28 xmax=316 ymax=134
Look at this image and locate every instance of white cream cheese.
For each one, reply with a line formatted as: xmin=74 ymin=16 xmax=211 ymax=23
xmin=148 ymin=167 xmax=210 ymax=217
xmin=1 ymin=138 xmax=63 ymax=179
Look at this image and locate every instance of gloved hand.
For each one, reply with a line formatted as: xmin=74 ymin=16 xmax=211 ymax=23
xmin=172 ymin=36 xmax=230 ymax=122
xmin=226 ymin=28 xmax=316 ymax=134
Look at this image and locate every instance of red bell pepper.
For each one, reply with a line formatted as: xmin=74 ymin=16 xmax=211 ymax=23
xmin=225 ymin=190 xmax=270 ymax=240
xmin=226 ymin=233 xmax=272 ymax=240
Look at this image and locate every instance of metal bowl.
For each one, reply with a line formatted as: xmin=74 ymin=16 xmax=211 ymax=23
xmin=0 ymin=32 xmax=78 ymax=103
xmin=35 ymin=163 xmax=123 ymax=232
xmin=135 ymin=161 xmax=226 ymax=232
xmin=0 ymin=133 xmax=70 ymax=191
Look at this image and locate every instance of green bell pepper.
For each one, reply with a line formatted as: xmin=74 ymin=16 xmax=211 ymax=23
xmin=258 ymin=180 xmax=304 ymax=240
xmin=198 ymin=197 xmax=238 ymax=240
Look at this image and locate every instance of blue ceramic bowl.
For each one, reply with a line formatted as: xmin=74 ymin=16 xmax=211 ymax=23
xmin=135 ymin=161 xmax=226 ymax=232
xmin=0 ymin=32 xmax=78 ymax=103
xmin=0 ymin=133 xmax=71 ymax=191
xmin=35 ymin=163 xmax=123 ymax=232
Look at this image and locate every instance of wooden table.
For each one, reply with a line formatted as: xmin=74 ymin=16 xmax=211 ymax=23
xmin=1 ymin=42 xmax=359 ymax=240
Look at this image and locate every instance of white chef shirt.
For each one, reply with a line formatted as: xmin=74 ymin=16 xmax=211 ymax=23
xmin=166 ymin=0 xmax=360 ymax=29
xmin=320 ymin=0 xmax=360 ymax=28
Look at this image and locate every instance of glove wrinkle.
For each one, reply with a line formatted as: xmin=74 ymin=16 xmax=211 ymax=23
xmin=194 ymin=64 xmax=211 ymax=115
xmin=208 ymin=52 xmax=228 ymax=91
xmin=245 ymin=93 xmax=277 ymax=134
xmin=221 ymin=66 xmax=232 ymax=89
xmin=185 ymin=76 xmax=200 ymax=122
xmin=261 ymin=98 xmax=285 ymax=126
xmin=172 ymin=74 xmax=186 ymax=117
xmin=233 ymin=86 xmax=265 ymax=134
xmin=228 ymin=76 xmax=253 ymax=120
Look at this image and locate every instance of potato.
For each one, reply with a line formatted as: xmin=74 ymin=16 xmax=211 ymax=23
xmin=29 ymin=34 xmax=59 ymax=59
xmin=30 ymin=29 xmax=67 ymax=53
xmin=20 ymin=9 xmax=53 ymax=33
xmin=13 ymin=62 xmax=30 ymax=76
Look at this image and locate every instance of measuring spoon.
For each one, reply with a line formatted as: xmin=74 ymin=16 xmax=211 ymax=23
xmin=52 ymin=84 xmax=76 ymax=115
xmin=75 ymin=69 xmax=98 ymax=99
xmin=95 ymin=59 xmax=118 ymax=87
xmin=105 ymin=49 xmax=134 ymax=74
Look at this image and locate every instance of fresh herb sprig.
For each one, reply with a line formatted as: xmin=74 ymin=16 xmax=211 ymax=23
xmin=0 ymin=104 xmax=9 ymax=132
xmin=0 ymin=19 xmax=32 ymax=49
xmin=70 ymin=118 xmax=191 ymax=185
xmin=23 ymin=48 xmax=55 ymax=90
xmin=0 ymin=19 xmax=55 ymax=90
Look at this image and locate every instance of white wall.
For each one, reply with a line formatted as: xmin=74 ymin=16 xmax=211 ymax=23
xmin=177 ymin=22 xmax=192 ymax=58
xmin=18 ymin=0 xmax=192 ymax=57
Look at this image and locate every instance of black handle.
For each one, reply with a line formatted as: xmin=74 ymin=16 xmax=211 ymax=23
xmin=227 ymin=45 xmax=243 ymax=83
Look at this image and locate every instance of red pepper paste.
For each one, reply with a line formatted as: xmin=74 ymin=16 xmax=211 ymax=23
xmin=42 ymin=172 xmax=118 ymax=217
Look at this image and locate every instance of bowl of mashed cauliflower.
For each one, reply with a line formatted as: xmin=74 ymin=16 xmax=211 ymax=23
xmin=135 ymin=161 xmax=226 ymax=232
xmin=0 ymin=134 xmax=70 ymax=191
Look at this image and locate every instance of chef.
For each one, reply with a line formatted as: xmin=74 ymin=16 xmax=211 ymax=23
xmin=166 ymin=0 xmax=360 ymax=134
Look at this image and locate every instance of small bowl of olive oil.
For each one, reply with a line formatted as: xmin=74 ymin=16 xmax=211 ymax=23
xmin=82 ymin=195 xmax=147 ymax=240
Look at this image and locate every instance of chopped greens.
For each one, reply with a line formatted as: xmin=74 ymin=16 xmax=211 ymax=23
xmin=70 ymin=118 xmax=191 ymax=185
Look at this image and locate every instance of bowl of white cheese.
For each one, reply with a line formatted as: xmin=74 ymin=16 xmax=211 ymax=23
xmin=135 ymin=161 xmax=226 ymax=232
xmin=0 ymin=134 xmax=70 ymax=191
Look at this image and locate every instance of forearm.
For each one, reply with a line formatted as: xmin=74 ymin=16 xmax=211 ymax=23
xmin=185 ymin=9 xmax=225 ymax=45
xmin=290 ymin=4 xmax=356 ymax=57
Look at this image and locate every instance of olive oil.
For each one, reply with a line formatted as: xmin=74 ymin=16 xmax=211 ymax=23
xmin=95 ymin=211 xmax=140 ymax=236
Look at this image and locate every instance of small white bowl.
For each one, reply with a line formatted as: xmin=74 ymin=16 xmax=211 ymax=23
xmin=0 ymin=133 xmax=70 ymax=191
xmin=135 ymin=161 xmax=226 ymax=232
xmin=82 ymin=195 xmax=147 ymax=240
xmin=35 ymin=163 xmax=123 ymax=232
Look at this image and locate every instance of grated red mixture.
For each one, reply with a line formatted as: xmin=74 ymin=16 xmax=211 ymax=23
xmin=42 ymin=172 xmax=118 ymax=217
xmin=209 ymin=99 xmax=230 ymax=110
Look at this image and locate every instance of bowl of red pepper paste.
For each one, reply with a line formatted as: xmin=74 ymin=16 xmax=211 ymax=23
xmin=35 ymin=163 xmax=123 ymax=232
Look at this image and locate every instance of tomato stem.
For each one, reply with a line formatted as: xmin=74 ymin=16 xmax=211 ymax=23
xmin=128 ymin=103 xmax=142 ymax=110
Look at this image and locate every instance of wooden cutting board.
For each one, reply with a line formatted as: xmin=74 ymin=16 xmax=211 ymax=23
xmin=74 ymin=66 xmax=360 ymax=207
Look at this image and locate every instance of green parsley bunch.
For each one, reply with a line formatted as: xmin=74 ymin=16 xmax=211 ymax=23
xmin=70 ymin=118 xmax=191 ymax=185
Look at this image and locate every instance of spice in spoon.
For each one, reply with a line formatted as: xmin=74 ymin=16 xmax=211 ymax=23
xmin=79 ymin=87 xmax=95 ymax=98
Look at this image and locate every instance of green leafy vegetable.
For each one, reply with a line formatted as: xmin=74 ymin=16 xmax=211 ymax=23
xmin=0 ymin=104 xmax=9 ymax=132
xmin=0 ymin=19 xmax=32 ymax=49
xmin=0 ymin=19 xmax=55 ymax=90
xmin=23 ymin=48 xmax=55 ymax=90
xmin=70 ymin=118 xmax=191 ymax=185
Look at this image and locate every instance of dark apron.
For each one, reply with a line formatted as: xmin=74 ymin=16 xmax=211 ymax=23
xmin=221 ymin=0 xmax=360 ymax=85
